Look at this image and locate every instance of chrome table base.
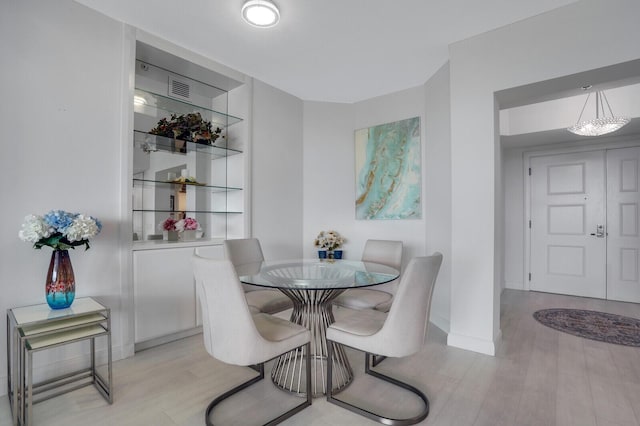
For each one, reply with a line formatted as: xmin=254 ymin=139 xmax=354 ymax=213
xmin=271 ymin=288 xmax=352 ymax=398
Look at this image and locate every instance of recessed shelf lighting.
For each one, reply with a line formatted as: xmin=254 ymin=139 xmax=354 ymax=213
xmin=133 ymin=95 xmax=147 ymax=106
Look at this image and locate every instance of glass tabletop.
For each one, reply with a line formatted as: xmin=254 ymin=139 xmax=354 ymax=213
xmin=237 ymin=259 xmax=399 ymax=290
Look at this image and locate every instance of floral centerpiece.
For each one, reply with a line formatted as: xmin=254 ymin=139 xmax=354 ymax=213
xmin=159 ymin=216 xmax=200 ymax=241
xmin=175 ymin=217 xmax=199 ymax=232
xmin=160 ymin=216 xmax=178 ymax=232
xmin=314 ymin=230 xmax=345 ymax=259
xmin=18 ymin=210 xmax=102 ymax=309
xmin=19 ymin=210 xmax=102 ymax=250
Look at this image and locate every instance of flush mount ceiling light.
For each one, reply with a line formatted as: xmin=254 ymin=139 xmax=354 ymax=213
xmin=242 ymin=0 xmax=280 ymax=28
xmin=567 ymin=88 xmax=630 ymax=137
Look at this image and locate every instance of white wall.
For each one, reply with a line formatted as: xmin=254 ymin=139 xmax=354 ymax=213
xmin=251 ymin=80 xmax=304 ymax=258
xmin=0 ymin=0 xmax=127 ymax=394
xmin=352 ymin=86 xmax=427 ymax=263
xmin=303 ymin=88 xmax=426 ymax=262
xmin=0 ymin=0 xmax=307 ymax=398
xmin=302 ymin=101 xmax=358 ymax=256
xmin=424 ymin=63 xmax=452 ymax=331
xmin=449 ymin=0 xmax=640 ymax=355
xmin=503 ymin=147 xmax=526 ymax=290
xmin=302 ymin=83 xmax=452 ymax=331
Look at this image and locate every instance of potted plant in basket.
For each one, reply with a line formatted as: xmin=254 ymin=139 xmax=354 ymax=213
xmin=314 ymin=230 xmax=345 ymax=259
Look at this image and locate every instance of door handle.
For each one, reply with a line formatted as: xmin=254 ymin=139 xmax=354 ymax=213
xmin=590 ymin=224 xmax=605 ymax=238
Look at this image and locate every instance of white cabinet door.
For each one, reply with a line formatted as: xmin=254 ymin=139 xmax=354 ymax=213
xmin=134 ymin=247 xmax=198 ymax=343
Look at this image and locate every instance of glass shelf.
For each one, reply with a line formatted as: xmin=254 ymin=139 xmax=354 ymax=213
xmin=133 ymin=130 xmax=242 ymax=158
xmin=133 ymin=209 xmax=243 ymax=214
xmin=133 ymin=178 xmax=242 ymax=192
xmin=132 ymin=238 xmax=225 ymax=251
xmin=134 ymin=88 xmax=243 ymax=128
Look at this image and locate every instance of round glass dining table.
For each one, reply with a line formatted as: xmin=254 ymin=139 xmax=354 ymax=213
xmin=238 ymin=259 xmax=399 ymax=398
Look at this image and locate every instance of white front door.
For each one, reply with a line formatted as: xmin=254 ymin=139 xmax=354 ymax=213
xmin=530 ymin=151 xmax=607 ymax=298
xmin=606 ymin=147 xmax=640 ymax=303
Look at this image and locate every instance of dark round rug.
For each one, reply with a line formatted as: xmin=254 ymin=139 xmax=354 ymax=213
xmin=533 ymin=308 xmax=640 ymax=347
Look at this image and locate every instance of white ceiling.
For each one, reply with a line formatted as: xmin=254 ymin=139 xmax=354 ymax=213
xmin=75 ymin=0 xmax=579 ymax=103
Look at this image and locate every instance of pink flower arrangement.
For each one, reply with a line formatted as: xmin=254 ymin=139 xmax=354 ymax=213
xmin=176 ymin=217 xmax=199 ymax=231
xmin=160 ymin=217 xmax=177 ymax=231
xmin=160 ymin=216 xmax=199 ymax=233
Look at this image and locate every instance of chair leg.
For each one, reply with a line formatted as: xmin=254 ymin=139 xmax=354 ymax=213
xmin=265 ymin=342 xmax=312 ymax=426
xmin=369 ymin=353 xmax=387 ymax=367
xmin=327 ymin=345 xmax=429 ymax=426
xmin=205 ymin=342 xmax=312 ymax=426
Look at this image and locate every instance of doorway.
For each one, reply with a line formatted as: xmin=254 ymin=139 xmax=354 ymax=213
xmin=529 ymin=146 xmax=640 ymax=303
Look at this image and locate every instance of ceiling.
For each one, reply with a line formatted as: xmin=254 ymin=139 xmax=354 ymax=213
xmin=75 ymin=0 xmax=579 ymax=103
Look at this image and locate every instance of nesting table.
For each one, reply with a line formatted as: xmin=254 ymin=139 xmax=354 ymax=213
xmin=238 ymin=259 xmax=398 ymax=398
xmin=6 ymin=297 xmax=112 ymax=425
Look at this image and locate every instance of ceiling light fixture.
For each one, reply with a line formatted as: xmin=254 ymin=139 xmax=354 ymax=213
xmin=242 ymin=0 xmax=280 ymax=28
xmin=567 ymin=88 xmax=629 ymax=137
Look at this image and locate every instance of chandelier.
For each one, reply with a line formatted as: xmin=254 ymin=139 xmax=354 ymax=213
xmin=567 ymin=89 xmax=629 ymax=136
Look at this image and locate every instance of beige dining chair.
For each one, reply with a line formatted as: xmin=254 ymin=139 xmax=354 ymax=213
xmin=326 ymin=253 xmax=442 ymax=425
xmin=333 ymin=239 xmax=403 ymax=311
xmin=224 ymin=238 xmax=293 ymax=314
xmin=192 ymin=255 xmax=312 ymax=425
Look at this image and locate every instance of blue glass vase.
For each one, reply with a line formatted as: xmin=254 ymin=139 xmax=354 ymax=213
xmin=46 ymin=249 xmax=76 ymax=309
xmin=332 ymin=250 xmax=343 ymax=259
xmin=318 ymin=250 xmax=328 ymax=259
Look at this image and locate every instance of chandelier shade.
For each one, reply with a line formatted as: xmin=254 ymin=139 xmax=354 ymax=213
xmin=567 ymin=90 xmax=629 ymax=137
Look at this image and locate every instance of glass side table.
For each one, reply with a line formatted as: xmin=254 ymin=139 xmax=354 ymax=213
xmin=6 ymin=297 xmax=112 ymax=426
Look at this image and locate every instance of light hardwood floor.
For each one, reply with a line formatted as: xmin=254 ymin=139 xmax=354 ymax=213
xmin=2 ymin=289 xmax=640 ymax=425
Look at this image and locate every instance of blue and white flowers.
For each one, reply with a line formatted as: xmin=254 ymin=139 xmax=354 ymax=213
xmin=19 ymin=210 xmax=102 ymax=250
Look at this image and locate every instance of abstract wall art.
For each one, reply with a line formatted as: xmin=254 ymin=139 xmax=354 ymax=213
xmin=355 ymin=117 xmax=421 ymax=220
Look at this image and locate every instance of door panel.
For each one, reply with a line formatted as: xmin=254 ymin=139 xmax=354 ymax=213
xmin=606 ymin=147 xmax=640 ymax=303
xmin=530 ymin=151 xmax=606 ymax=298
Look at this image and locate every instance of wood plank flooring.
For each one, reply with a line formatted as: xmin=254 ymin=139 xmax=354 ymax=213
xmin=1 ymin=289 xmax=639 ymax=425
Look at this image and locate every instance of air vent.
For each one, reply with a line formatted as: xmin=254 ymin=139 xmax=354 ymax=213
xmin=168 ymin=76 xmax=191 ymax=101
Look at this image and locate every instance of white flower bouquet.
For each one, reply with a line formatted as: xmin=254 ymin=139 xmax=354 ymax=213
xmin=314 ymin=230 xmax=345 ymax=251
xmin=19 ymin=210 xmax=102 ymax=250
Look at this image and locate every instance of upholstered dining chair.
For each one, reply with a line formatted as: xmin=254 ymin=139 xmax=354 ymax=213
xmin=333 ymin=239 xmax=403 ymax=312
xmin=224 ymin=238 xmax=293 ymax=314
xmin=326 ymin=253 xmax=442 ymax=425
xmin=192 ymin=255 xmax=312 ymax=426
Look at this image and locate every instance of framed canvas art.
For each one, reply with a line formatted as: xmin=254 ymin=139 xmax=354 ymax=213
xmin=355 ymin=117 xmax=421 ymax=220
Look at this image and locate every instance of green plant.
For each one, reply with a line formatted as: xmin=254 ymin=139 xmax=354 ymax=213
xmin=149 ymin=112 xmax=222 ymax=144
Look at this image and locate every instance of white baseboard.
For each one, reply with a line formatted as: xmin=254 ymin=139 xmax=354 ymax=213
xmin=504 ymin=281 xmax=524 ymax=290
xmin=447 ymin=330 xmax=501 ymax=356
xmin=134 ymin=327 xmax=202 ymax=352
xmin=430 ymin=313 xmax=450 ymax=334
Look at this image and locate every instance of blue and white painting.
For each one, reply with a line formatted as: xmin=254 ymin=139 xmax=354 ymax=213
xmin=355 ymin=117 xmax=421 ymax=220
